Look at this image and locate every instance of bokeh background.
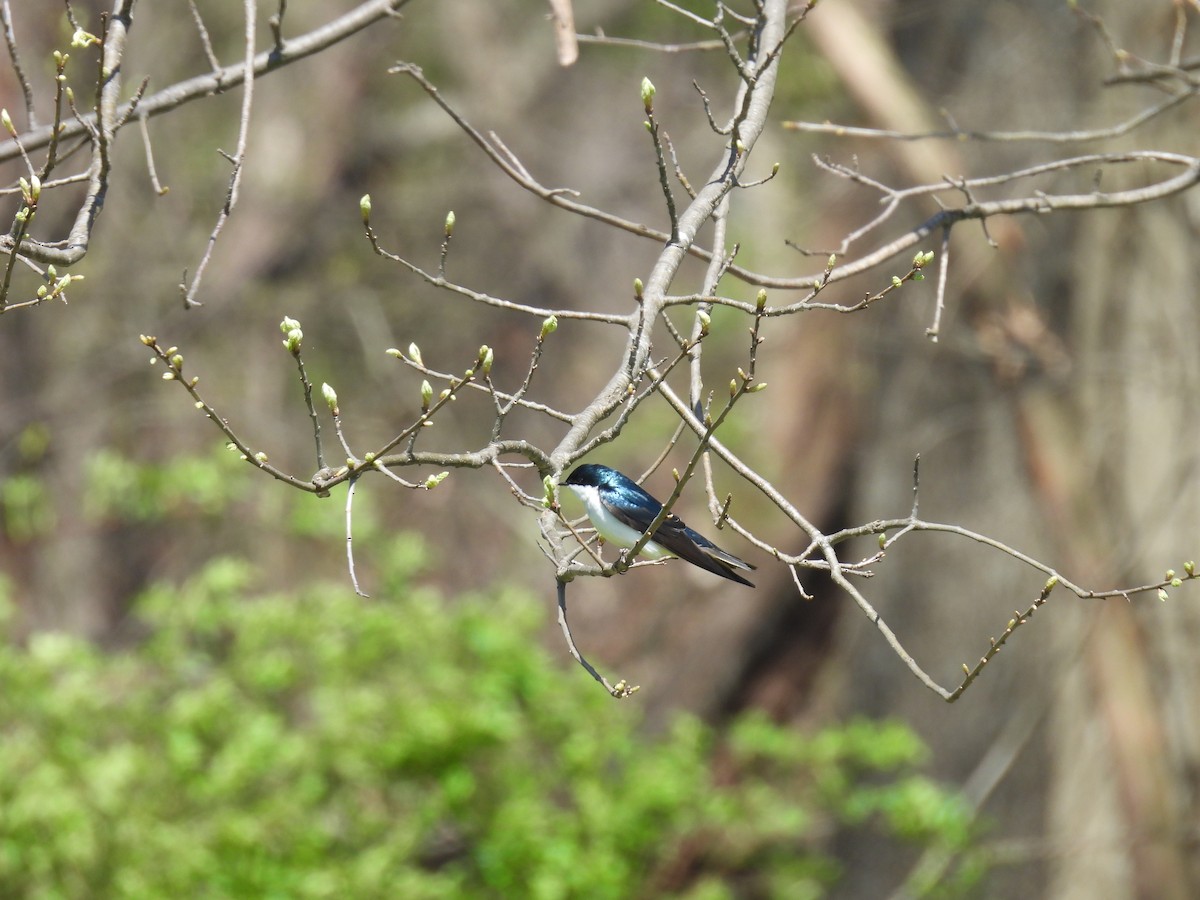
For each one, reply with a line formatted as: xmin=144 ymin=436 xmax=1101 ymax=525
xmin=0 ymin=1 xmax=1197 ymax=896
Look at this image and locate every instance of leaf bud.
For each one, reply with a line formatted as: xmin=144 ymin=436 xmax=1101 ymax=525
xmin=756 ymin=289 xmax=767 ymax=311
xmin=408 ymin=342 xmax=423 ymax=366
xmin=891 ymin=275 xmax=902 ymax=287
xmin=444 ymin=210 xmax=456 ymax=237
xmin=420 ymin=380 xmax=433 ymax=409
xmin=633 ymin=278 xmax=643 ymax=300
xmin=424 ymin=471 xmax=449 ymax=490
xmin=279 ymin=316 xmax=301 ymax=334
xmin=321 ymin=382 xmax=338 ymax=412
xmin=359 ymin=194 xmax=371 ymax=224
xmin=539 ymin=315 xmax=558 ymax=340
xmin=697 ymin=310 xmax=710 ymax=336
xmin=479 ymin=345 xmax=494 ymax=375
xmin=640 ymin=76 xmax=656 ymax=113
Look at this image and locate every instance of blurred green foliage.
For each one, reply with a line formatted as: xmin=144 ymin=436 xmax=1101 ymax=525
xmin=0 ymin=449 xmax=986 ymax=897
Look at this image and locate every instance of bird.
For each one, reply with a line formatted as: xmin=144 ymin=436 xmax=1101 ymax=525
xmin=563 ymin=463 xmax=756 ymax=587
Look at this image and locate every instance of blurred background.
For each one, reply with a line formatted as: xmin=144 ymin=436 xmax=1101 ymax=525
xmin=0 ymin=1 xmax=1197 ymax=896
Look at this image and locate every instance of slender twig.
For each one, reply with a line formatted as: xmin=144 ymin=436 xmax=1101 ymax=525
xmin=137 ymin=114 xmax=169 ymax=195
xmin=346 ymin=476 xmax=369 ymax=597
xmin=0 ymin=1 xmax=36 ymax=129
xmin=181 ymin=0 xmax=258 ymax=308
xmin=556 ymin=579 xmax=639 ymax=698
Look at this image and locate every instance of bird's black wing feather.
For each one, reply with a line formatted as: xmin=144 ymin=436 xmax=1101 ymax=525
xmin=601 ymin=493 xmax=756 ymax=588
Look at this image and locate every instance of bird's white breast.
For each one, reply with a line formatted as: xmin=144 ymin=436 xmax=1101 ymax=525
xmin=567 ymin=484 xmax=672 ymax=559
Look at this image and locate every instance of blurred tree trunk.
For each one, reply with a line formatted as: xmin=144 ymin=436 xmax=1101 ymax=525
xmin=748 ymin=1 xmax=1200 ymax=896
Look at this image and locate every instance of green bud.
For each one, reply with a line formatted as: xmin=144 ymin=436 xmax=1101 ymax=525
xmin=0 ymin=109 xmax=12 ymax=135
xmin=697 ymin=310 xmax=710 ymax=336
xmin=321 ymin=383 xmax=338 ymax=412
xmin=359 ymin=194 xmax=371 ymax=223
xmin=640 ymin=76 xmax=656 ymax=112
xmin=408 ymin=343 xmax=423 ymax=366
xmin=386 ymin=348 xmax=402 ymax=358
xmin=162 ymin=372 xmax=175 ymax=381
xmin=827 ymin=254 xmax=837 ymax=271
xmin=540 ymin=315 xmax=558 ymax=340
xmin=71 ymin=28 xmax=98 ymax=48
xmin=913 ymin=272 xmax=924 ymax=281
xmin=170 ymin=354 xmax=183 ymax=370
xmin=279 ymin=316 xmax=301 ymax=334
xmin=1158 ymin=588 xmax=1169 ymax=602
xmin=480 ymin=345 xmax=494 ymax=375
xmin=729 ymin=379 xmax=737 ymax=397
xmin=424 ymin=471 xmax=449 ymax=489
xmin=748 ymin=382 xmax=768 ymax=393
xmin=36 ymin=285 xmax=47 ymax=298
xmin=439 ymin=389 xmax=452 ymax=401
xmin=891 ymin=275 xmax=902 ymax=287
xmin=444 ymin=210 xmax=455 ymax=237
xmin=254 ymin=451 xmax=269 ymax=463
xmin=28 ymin=176 xmax=39 ymax=202
xmin=1170 ymin=577 xmax=1182 ymax=588
xmin=139 ymin=334 xmax=156 ymax=346
xmin=542 ymin=475 xmax=557 ymax=508
xmin=1185 ymin=560 xmax=1196 ymax=577
xmin=420 ymin=380 xmax=433 ymax=409
xmin=1043 ymin=575 xmax=1058 ymax=594
xmin=770 ymin=162 xmax=780 ymax=176
xmin=633 ymin=278 xmax=643 ymax=300
xmin=284 ymin=328 xmax=303 ymax=354
xmin=878 ymin=533 xmax=887 ymax=549
xmin=1165 ymin=569 xmax=1176 ymax=581
xmin=756 ymin=289 xmax=767 ymax=311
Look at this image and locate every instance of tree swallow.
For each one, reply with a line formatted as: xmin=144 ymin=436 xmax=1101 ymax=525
xmin=564 ymin=463 xmax=756 ymax=587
